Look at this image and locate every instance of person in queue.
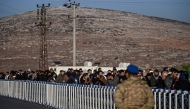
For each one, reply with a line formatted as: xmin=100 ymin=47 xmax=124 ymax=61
xmin=106 ymin=73 xmax=118 ymax=86
xmin=164 ymin=68 xmax=179 ymax=89
xmin=80 ymin=73 xmax=89 ymax=84
xmin=149 ymin=69 xmax=162 ymax=88
xmin=56 ymin=70 xmax=65 ymax=83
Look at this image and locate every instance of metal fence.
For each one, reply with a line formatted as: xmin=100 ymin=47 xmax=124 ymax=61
xmin=0 ymin=80 xmax=189 ymax=109
xmin=153 ymin=88 xmax=190 ymax=109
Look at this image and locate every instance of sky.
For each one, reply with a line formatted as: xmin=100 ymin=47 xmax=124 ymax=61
xmin=0 ymin=0 xmax=190 ymax=23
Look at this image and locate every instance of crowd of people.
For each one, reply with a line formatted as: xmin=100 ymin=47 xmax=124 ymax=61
xmin=0 ymin=66 xmax=190 ymax=90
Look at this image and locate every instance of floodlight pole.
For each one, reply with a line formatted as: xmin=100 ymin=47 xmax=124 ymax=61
xmin=73 ymin=4 xmax=76 ymax=66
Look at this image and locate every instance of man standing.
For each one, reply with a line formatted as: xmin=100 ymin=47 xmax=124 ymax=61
xmin=157 ymin=70 xmax=168 ymax=88
xmin=149 ymin=69 xmax=162 ymax=87
xmin=106 ymin=73 xmax=118 ymax=86
xmin=98 ymin=71 xmax=107 ymax=85
xmin=87 ymin=69 xmax=93 ymax=84
xmin=164 ymin=68 xmax=178 ymax=89
xmin=56 ymin=70 xmax=65 ymax=83
xmin=5 ymin=72 xmax=9 ymax=80
xmin=114 ymin=64 xmax=155 ymax=109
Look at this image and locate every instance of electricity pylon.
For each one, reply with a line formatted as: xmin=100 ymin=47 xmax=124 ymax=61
xmin=36 ymin=4 xmax=51 ymax=71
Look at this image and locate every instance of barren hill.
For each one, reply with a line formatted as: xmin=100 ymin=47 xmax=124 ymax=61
xmin=0 ymin=7 xmax=190 ymax=71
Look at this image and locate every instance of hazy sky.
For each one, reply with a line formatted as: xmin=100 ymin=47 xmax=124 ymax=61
xmin=0 ymin=0 xmax=190 ymax=23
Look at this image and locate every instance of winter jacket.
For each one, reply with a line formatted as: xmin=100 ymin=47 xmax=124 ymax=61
xmin=149 ymin=75 xmax=162 ymax=87
xmin=157 ymin=79 xmax=166 ymax=89
xmin=99 ymin=75 xmax=107 ymax=85
xmin=175 ymin=80 xmax=190 ymax=91
xmin=114 ymin=76 xmax=155 ymax=109
xmin=37 ymin=74 xmax=47 ymax=81
xmin=164 ymin=74 xmax=173 ymax=89
xmin=92 ymin=78 xmax=104 ymax=85
xmin=66 ymin=76 xmax=75 ymax=84
xmin=175 ymin=74 xmax=190 ymax=91
xmin=56 ymin=74 xmax=65 ymax=83
xmin=119 ymin=75 xmax=127 ymax=83
xmin=107 ymin=76 xmax=119 ymax=86
xmin=88 ymin=74 xmax=94 ymax=83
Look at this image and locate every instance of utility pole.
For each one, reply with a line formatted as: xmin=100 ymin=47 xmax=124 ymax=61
xmin=36 ymin=4 xmax=51 ymax=71
xmin=64 ymin=0 xmax=80 ymax=66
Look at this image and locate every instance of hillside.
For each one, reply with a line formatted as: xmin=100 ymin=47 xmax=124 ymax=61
xmin=0 ymin=7 xmax=190 ymax=71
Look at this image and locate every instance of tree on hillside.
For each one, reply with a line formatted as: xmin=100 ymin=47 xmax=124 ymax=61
xmin=182 ymin=63 xmax=190 ymax=82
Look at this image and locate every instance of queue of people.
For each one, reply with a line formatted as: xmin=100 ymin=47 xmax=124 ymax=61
xmin=0 ymin=66 xmax=190 ymax=91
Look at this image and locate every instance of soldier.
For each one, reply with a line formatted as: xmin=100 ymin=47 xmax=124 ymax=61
xmin=114 ymin=64 xmax=155 ymax=109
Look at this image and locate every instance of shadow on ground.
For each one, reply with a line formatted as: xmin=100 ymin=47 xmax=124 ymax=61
xmin=0 ymin=96 xmax=52 ymax=109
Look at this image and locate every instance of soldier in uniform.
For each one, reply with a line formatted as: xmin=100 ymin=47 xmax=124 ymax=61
xmin=114 ymin=64 xmax=155 ymax=109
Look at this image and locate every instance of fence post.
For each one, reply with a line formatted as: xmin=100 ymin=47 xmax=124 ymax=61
xmin=62 ymin=84 xmax=66 ymax=109
xmin=26 ymin=81 xmax=28 ymax=101
xmin=113 ymin=87 xmax=116 ymax=109
xmin=2 ymin=81 xmax=5 ymax=96
xmin=15 ymin=81 xmax=18 ymax=98
xmin=174 ymin=90 xmax=178 ymax=109
xmin=153 ymin=88 xmax=157 ymax=109
xmin=74 ymin=85 xmax=77 ymax=109
xmin=163 ymin=89 xmax=167 ymax=109
xmin=59 ymin=84 xmax=63 ymax=109
xmin=43 ymin=82 xmax=45 ymax=105
xmin=57 ymin=83 xmax=60 ymax=109
xmin=92 ymin=85 xmax=95 ymax=109
xmin=189 ymin=91 xmax=190 ymax=109
xmin=110 ymin=86 xmax=115 ymax=109
xmin=169 ymin=90 xmax=172 ymax=109
xmin=19 ymin=81 xmax=21 ymax=99
xmin=85 ymin=85 xmax=87 ymax=109
xmin=7 ymin=81 xmax=9 ymax=97
xmin=46 ymin=83 xmax=49 ymax=106
xmin=0 ymin=81 xmax=1 ymax=95
xmin=21 ymin=81 xmax=23 ymax=100
xmin=181 ymin=91 xmax=184 ymax=109
xmin=158 ymin=89 xmax=162 ymax=109
xmin=1 ymin=80 xmax=3 ymax=96
xmin=56 ymin=83 xmax=59 ymax=108
xmin=29 ymin=81 xmax=31 ymax=102
xmin=24 ymin=81 xmax=26 ymax=101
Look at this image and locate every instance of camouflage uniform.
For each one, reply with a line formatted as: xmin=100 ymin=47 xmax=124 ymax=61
xmin=114 ymin=76 xmax=155 ymax=109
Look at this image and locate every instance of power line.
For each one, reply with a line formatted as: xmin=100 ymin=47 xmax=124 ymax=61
xmin=49 ymin=0 xmax=68 ymax=8
xmin=0 ymin=3 xmax=23 ymax=13
xmin=80 ymin=1 xmax=190 ymax=4
xmin=79 ymin=1 xmax=190 ymax=6
xmin=50 ymin=0 xmax=190 ymax=6
xmin=51 ymin=0 xmax=68 ymax=4
xmin=0 ymin=8 xmax=16 ymax=15
xmin=0 ymin=10 xmax=12 ymax=16
xmin=80 ymin=2 xmax=190 ymax=5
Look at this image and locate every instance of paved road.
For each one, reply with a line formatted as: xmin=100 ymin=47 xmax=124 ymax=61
xmin=0 ymin=96 xmax=51 ymax=109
